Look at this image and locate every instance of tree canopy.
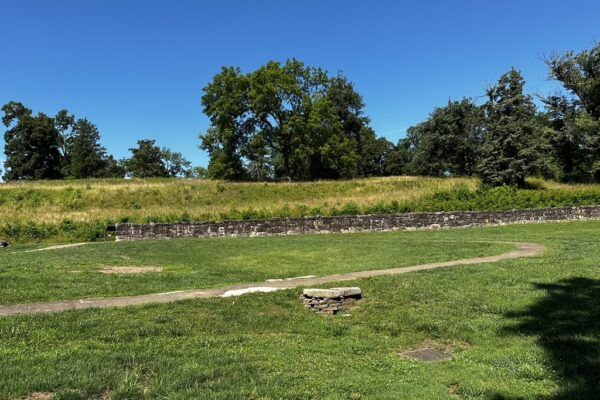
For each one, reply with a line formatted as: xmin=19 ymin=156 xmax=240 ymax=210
xmin=406 ymin=99 xmax=484 ymax=177
xmin=3 ymin=43 xmax=600 ymax=186
xmin=2 ymin=102 xmax=63 ymax=180
xmin=200 ymin=59 xmax=397 ymax=180
xmin=123 ymin=139 xmax=192 ymax=178
xmin=478 ymin=69 xmax=555 ymax=187
xmin=544 ymin=43 xmax=600 ymax=181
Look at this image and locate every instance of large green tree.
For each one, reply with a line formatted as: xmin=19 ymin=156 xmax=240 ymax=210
xmin=2 ymin=102 xmax=63 ymax=180
xmin=125 ymin=139 xmax=168 ymax=178
xmin=200 ymin=59 xmax=381 ymax=181
xmin=66 ymin=119 xmax=113 ymax=178
xmin=2 ymin=102 xmax=122 ymax=180
xmin=384 ymin=139 xmax=411 ymax=176
xmin=161 ymin=147 xmax=192 ymax=177
xmin=406 ymin=99 xmax=484 ymax=176
xmin=301 ymin=96 xmax=359 ymax=179
xmin=546 ymin=44 xmax=600 ymax=119
xmin=541 ymin=95 xmax=593 ymax=182
xmin=124 ymin=140 xmax=190 ymax=178
xmin=478 ymin=69 xmax=555 ymax=187
xmin=249 ymin=60 xmax=329 ymax=179
xmin=358 ymin=128 xmax=396 ymax=177
xmin=545 ymin=43 xmax=600 ymax=181
xmin=200 ymin=67 xmax=249 ymax=180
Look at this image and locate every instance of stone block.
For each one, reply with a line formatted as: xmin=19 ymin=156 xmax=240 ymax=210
xmin=330 ymin=287 xmax=362 ymax=297
xmin=303 ymin=288 xmax=342 ymax=298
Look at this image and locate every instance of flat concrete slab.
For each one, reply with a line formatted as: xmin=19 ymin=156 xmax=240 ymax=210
xmin=303 ymin=287 xmax=362 ymax=298
xmin=330 ymin=287 xmax=362 ymax=297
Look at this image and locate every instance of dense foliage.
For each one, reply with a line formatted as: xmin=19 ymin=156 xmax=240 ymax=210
xmin=2 ymin=102 xmax=63 ymax=180
xmin=199 ymin=60 xmax=404 ymax=180
xmin=199 ymin=44 xmax=600 ymax=185
xmin=2 ymin=43 xmax=600 ymax=186
xmin=404 ymin=99 xmax=483 ymax=177
xmin=1 ymin=106 xmax=193 ymax=180
xmin=543 ymin=45 xmax=600 ymax=182
xmin=477 ymin=69 xmax=555 ymax=187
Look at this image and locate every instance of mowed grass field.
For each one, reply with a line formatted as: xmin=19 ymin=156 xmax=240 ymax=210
xmin=1 ymin=221 xmax=599 ymax=399
xmin=2 ymin=176 xmax=600 ymax=242
xmin=0 ymin=233 xmax=511 ymax=305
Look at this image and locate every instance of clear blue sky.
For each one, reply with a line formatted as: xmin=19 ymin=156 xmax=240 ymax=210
xmin=1 ymin=0 xmax=598 ymax=167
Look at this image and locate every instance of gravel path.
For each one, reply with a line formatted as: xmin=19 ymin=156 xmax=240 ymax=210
xmin=0 ymin=241 xmax=544 ymax=317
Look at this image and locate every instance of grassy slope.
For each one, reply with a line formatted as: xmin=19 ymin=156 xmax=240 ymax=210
xmin=1 ymin=221 xmax=599 ymax=399
xmin=3 ymin=176 xmax=600 ymax=243
xmin=0 ymin=176 xmax=478 ymax=225
xmin=0 ymin=232 xmax=511 ymax=304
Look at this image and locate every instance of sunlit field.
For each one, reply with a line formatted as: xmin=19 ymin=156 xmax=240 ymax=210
xmin=1 ymin=221 xmax=599 ymax=398
xmin=0 ymin=176 xmax=477 ymax=225
xmin=2 ymin=176 xmax=600 ymax=243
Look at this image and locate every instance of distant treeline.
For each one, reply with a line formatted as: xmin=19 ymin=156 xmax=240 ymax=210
xmin=0 ymin=105 xmax=204 ymax=180
xmin=2 ymin=43 xmax=599 ymax=187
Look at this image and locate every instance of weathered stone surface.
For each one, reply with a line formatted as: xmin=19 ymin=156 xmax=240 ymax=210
xmin=330 ymin=287 xmax=362 ymax=297
xmin=303 ymin=288 xmax=344 ymax=298
xmin=302 ymin=287 xmax=361 ymax=315
xmin=401 ymin=348 xmax=453 ymax=362
xmin=114 ymin=206 xmax=600 ymax=241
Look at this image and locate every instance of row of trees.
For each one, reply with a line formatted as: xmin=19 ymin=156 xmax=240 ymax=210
xmin=1 ymin=103 xmax=201 ymax=180
xmin=201 ymin=44 xmax=600 ymax=187
xmin=402 ymin=45 xmax=600 ymax=187
xmin=3 ymin=43 xmax=599 ymax=186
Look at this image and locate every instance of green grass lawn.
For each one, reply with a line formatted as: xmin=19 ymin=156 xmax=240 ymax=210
xmin=1 ymin=221 xmax=599 ymax=399
xmin=0 ymin=232 xmax=511 ymax=305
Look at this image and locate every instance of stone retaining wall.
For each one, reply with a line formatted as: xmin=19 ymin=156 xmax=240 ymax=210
xmin=115 ymin=205 xmax=600 ymax=241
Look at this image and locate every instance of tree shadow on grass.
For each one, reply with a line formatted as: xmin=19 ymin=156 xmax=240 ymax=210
xmin=503 ymin=277 xmax=600 ymax=399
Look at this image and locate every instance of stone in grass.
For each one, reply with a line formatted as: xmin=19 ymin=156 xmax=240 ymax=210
xmin=401 ymin=348 xmax=453 ymax=362
xmin=0 ymin=241 xmax=8 ymax=248
xmin=303 ymin=287 xmax=362 ymax=298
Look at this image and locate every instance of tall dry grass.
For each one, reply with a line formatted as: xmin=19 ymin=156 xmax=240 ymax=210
xmin=0 ymin=176 xmax=479 ymax=225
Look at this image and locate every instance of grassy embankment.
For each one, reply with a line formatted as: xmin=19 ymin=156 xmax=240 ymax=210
xmin=1 ymin=221 xmax=599 ymax=398
xmin=2 ymin=176 xmax=600 ymax=242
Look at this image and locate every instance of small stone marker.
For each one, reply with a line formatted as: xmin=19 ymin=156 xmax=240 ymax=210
xmin=401 ymin=348 xmax=453 ymax=362
xmin=302 ymin=287 xmax=362 ymax=315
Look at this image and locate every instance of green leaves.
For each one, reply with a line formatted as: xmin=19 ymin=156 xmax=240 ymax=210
xmin=2 ymin=103 xmax=63 ymax=180
xmin=199 ymin=59 xmax=384 ymax=181
xmin=1 ymin=103 xmax=125 ymax=181
xmin=478 ymin=70 xmax=554 ymax=188
xmin=407 ymin=99 xmax=484 ymax=177
xmin=125 ymin=140 xmax=168 ymax=178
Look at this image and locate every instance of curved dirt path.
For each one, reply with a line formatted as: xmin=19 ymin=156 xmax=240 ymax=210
xmin=0 ymin=241 xmax=544 ymax=317
xmin=4 ymin=242 xmax=89 ymax=255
